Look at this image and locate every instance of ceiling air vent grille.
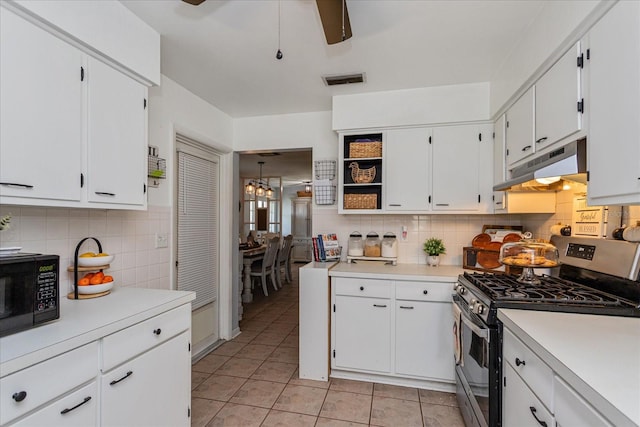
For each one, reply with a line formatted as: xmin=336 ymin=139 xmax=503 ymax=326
xmin=322 ymin=73 xmax=366 ymax=86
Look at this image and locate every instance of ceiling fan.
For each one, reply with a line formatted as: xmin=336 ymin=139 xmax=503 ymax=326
xmin=181 ymin=0 xmax=352 ymax=45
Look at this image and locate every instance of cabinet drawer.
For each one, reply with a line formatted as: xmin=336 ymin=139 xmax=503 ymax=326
xmin=12 ymin=381 xmax=98 ymax=427
xmin=554 ymin=376 xmax=613 ymax=427
xmin=503 ymin=328 xmax=553 ymax=410
xmin=333 ymin=277 xmax=392 ymax=298
xmin=395 ymin=281 xmax=454 ymax=302
xmin=503 ymin=363 xmax=554 ymax=427
xmin=0 ymin=342 xmax=98 ymax=425
xmin=102 ymin=304 xmax=191 ymax=372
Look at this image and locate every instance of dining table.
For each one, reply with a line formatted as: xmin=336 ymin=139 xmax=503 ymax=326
xmin=240 ymin=245 xmax=266 ymax=303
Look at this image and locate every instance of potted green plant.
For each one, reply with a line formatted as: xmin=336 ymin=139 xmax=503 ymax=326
xmin=423 ymin=237 xmax=446 ymax=266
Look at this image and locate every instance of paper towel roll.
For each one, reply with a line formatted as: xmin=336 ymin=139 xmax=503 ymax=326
xmin=550 ymin=224 xmax=563 ymax=236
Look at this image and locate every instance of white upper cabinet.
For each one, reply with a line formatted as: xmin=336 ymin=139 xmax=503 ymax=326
xmin=87 ymin=58 xmax=147 ymax=207
xmin=535 ymin=42 xmax=583 ymax=152
xmin=586 ymin=0 xmax=640 ymax=205
xmin=432 ymin=124 xmax=492 ymax=211
xmin=505 ymin=87 xmax=535 ymax=167
xmin=0 ymin=8 xmax=83 ymax=203
xmin=384 ymin=128 xmax=431 ymax=211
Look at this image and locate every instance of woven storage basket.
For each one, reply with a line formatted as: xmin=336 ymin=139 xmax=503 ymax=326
xmin=350 ymin=163 xmax=376 ymax=184
xmin=344 ymin=193 xmax=377 ymax=209
xmin=349 ymin=141 xmax=382 ymax=158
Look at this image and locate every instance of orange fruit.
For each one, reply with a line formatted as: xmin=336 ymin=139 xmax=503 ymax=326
xmin=78 ymin=277 xmax=90 ymax=286
xmin=94 ymin=271 xmax=105 ymax=279
xmin=102 ymin=275 xmax=113 ymax=283
xmin=90 ymin=276 xmax=103 ymax=285
xmin=84 ymin=273 xmax=95 ymax=279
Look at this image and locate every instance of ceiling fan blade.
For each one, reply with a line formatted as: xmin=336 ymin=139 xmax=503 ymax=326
xmin=316 ymin=0 xmax=352 ymax=45
xmin=182 ymin=0 xmax=206 ymax=5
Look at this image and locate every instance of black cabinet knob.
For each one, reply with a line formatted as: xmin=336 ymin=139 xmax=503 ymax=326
xmin=153 ymin=328 xmax=162 ymax=335
xmin=515 ymin=358 xmax=526 ymax=367
xmin=12 ymin=391 xmax=27 ymax=402
xmin=359 ymin=286 xmax=364 ymax=291
xmin=423 ymin=290 xmax=428 ymax=295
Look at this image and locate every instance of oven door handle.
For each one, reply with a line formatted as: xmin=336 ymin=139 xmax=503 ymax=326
xmin=458 ymin=305 xmax=490 ymax=343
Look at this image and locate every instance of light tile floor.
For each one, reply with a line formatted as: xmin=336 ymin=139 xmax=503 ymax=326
xmin=191 ymin=263 xmax=465 ymax=427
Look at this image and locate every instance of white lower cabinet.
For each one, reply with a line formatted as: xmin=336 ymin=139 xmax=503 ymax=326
xmin=331 ymin=277 xmax=455 ymax=385
xmin=554 ymin=376 xmax=613 ymax=427
xmin=12 ymin=382 xmax=98 ymax=427
xmin=333 ymin=294 xmax=391 ymax=373
xmin=101 ymin=331 xmax=191 ymax=427
xmin=503 ymin=363 xmax=553 ymax=427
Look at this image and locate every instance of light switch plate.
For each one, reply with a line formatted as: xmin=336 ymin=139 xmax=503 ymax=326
xmin=155 ymin=233 xmax=168 ymax=248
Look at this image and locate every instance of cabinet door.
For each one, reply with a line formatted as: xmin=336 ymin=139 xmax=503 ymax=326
xmin=554 ymin=376 xmax=613 ymax=427
xmin=503 ymin=363 xmax=554 ymax=427
xmin=101 ymin=331 xmax=191 ymax=427
xmin=292 ymin=198 xmax=311 ymax=237
xmin=384 ymin=128 xmax=431 ymax=211
xmin=333 ymin=295 xmax=391 ymax=373
xmin=535 ymin=42 xmax=582 ymax=151
xmin=0 ymin=8 xmax=83 ymax=202
xmin=13 ymin=382 xmax=98 ymax=427
xmin=87 ymin=57 xmax=147 ymax=207
xmin=493 ymin=115 xmax=507 ymax=212
xmin=587 ymin=1 xmax=640 ymax=205
xmin=506 ymin=87 xmax=535 ymax=167
xmin=431 ymin=125 xmax=483 ymax=211
xmin=395 ymin=300 xmax=454 ymax=381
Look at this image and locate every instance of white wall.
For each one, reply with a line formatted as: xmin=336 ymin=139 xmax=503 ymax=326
xmin=332 ymin=82 xmax=490 ymax=131
xmin=147 ymin=75 xmax=236 ymax=351
xmin=490 ymin=0 xmax=602 ymax=117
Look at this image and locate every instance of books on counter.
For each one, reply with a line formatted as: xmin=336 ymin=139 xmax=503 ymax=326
xmin=312 ymin=233 xmax=341 ymax=261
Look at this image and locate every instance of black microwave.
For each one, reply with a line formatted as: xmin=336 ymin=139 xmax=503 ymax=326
xmin=0 ymin=253 xmax=60 ymax=337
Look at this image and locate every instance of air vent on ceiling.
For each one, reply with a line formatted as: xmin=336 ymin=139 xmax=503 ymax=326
xmin=322 ymin=73 xmax=366 ymax=86
xmin=257 ymin=152 xmax=281 ymax=157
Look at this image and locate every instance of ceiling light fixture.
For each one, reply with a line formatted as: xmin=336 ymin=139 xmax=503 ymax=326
xmin=245 ymin=161 xmax=273 ymax=198
xmin=304 ymin=181 xmax=312 ymax=193
xmin=276 ymin=0 xmax=283 ymax=60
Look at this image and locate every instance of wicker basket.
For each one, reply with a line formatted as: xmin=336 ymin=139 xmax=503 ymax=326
xmin=349 ymin=162 xmax=376 ymax=184
xmin=344 ymin=193 xmax=378 ymax=210
xmin=349 ymin=141 xmax=382 ymax=158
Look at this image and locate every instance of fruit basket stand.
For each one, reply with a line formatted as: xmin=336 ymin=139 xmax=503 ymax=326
xmin=67 ymin=237 xmax=112 ymax=300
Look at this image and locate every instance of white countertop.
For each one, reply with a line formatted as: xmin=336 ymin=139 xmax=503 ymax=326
xmin=498 ymin=309 xmax=640 ymax=426
xmin=1 ymin=287 xmax=195 ymax=377
xmin=329 ymin=261 xmax=464 ymax=282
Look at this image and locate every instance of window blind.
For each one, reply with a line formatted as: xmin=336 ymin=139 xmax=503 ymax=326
xmin=176 ymin=135 xmax=219 ymax=310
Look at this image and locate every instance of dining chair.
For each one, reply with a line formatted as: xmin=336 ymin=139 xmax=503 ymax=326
xmin=249 ymin=236 xmax=280 ymax=296
xmin=276 ymin=234 xmax=294 ymax=288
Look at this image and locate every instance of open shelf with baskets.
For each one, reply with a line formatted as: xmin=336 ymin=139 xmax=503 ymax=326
xmin=340 ymin=133 xmax=383 ymax=212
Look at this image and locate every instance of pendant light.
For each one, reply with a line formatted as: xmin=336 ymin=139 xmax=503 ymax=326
xmin=245 ymin=161 xmax=273 ymax=198
xmin=276 ymin=0 xmax=283 ymax=60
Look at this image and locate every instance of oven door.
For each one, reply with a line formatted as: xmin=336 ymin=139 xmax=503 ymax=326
xmin=453 ymin=294 xmax=499 ymax=427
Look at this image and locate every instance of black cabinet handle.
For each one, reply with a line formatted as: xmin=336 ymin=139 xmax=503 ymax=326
xmin=529 ymin=406 xmax=547 ymax=427
xmin=0 ymin=182 xmax=33 ymax=189
xmin=515 ymin=358 xmax=526 ymax=367
xmin=521 ymin=145 xmax=532 ymax=152
xmin=373 ymin=304 xmax=387 ymax=308
xmin=399 ymin=306 xmax=414 ymax=309
xmin=435 ymin=203 xmax=449 ymax=206
xmin=110 ymin=370 xmax=133 ymax=386
xmin=423 ymin=290 xmax=428 ymax=295
xmin=95 ymin=192 xmax=116 ymax=197
xmin=535 ymin=137 xmax=548 ymax=144
xmin=388 ymin=204 xmax=401 ymax=207
xmin=61 ymin=396 xmax=91 ymax=415
xmin=359 ymin=286 xmax=364 ymax=291
xmin=12 ymin=391 xmax=27 ymax=402
xmin=153 ymin=328 xmax=162 ymax=335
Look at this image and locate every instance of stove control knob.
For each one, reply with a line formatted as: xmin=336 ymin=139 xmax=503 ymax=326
xmin=457 ymin=286 xmax=466 ymax=295
xmin=475 ymin=304 xmax=485 ymax=315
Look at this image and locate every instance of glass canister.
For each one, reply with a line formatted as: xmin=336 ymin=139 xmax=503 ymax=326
xmin=348 ymin=232 xmax=364 ymax=256
xmin=364 ymin=232 xmax=381 ymax=257
xmin=381 ymin=232 xmax=398 ymax=258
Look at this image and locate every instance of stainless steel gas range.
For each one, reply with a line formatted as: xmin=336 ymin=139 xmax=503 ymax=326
xmin=453 ymin=236 xmax=640 ymax=427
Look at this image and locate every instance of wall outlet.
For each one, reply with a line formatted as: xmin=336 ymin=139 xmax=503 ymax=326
xmin=155 ymin=233 xmax=168 ymax=248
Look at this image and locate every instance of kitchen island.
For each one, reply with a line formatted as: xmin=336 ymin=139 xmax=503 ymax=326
xmin=0 ymin=287 xmax=195 ymax=426
xmin=499 ymin=308 xmax=640 ymax=427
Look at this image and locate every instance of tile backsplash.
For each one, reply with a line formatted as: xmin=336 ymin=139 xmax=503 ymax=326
xmin=0 ymin=205 xmax=171 ymax=294
xmin=312 ymin=209 xmax=522 ymax=265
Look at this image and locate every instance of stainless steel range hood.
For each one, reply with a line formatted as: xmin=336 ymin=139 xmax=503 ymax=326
xmin=494 ymin=138 xmax=587 ymax=191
